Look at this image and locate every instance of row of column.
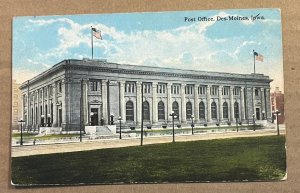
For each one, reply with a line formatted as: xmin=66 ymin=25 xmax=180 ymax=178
xmin=83 ymin=79 xmax=269 ymax=126
xmin=118 ymin=81 xmax=248 ymax=124
xmin=25 ymin=81 xmax=59 ymax=127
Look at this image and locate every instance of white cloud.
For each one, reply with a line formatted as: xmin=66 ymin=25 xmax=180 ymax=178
xmin=19 ymin=13 xmax=283 ymax=91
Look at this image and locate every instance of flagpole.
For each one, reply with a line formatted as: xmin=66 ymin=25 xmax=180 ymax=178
xmin=91 ymin=26 xmax=94 ymax=59
xmin=253 ymin=49 xmax=256 ymax=74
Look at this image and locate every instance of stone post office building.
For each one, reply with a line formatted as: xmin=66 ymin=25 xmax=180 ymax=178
xmin=20 ymin=59 xmax=273 ymax=130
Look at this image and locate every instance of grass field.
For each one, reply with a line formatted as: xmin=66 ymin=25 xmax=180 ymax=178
xmin=11 ymin=135 xmax=286 ymax=185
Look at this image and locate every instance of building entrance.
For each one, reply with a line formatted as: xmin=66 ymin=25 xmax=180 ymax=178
xmin=91 ymin=108 xmax=99 ymax=126
xmin=256 ymin=108 xmax=260 ymax=120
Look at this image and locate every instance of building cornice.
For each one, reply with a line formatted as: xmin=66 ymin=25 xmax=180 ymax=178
xmin=20 ymin=59 xmax=273 ymax=90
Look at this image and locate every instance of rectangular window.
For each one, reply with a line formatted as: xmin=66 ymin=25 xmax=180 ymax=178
xmin=58 ymin=82 xmax=62 ymax=93
xmin=255 ymin=88 xmax=259 ymax=96
xmin=89 ymin=80 xmax=98 ymax=91
xmin=198 ymin=86 xmax=206 ymax=95
xmin=233 ymin=87 xmax=240 ymax=95
xmin=44 ymin=87 xmax=48 ymax=97
xmin=185 ymin=85 xmax=193 ymax=95
xmin=222 ymin=87 xmax=229 ymax=96
xmin=171 ymin=84 xmax=180 ymax=94
xmin=211 ymin=86 xmax=218 ymax=96
xmin=143 ymin=83 xmax=151 ymax=94
xmin=125 ymin=82 xmax=136 ymax=93
xmin=157 ymin=83 xmax=166 ymax=94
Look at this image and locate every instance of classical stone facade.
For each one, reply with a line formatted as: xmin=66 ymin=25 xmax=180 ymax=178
xmin=20 ymin=59 xmax=273 ymax=130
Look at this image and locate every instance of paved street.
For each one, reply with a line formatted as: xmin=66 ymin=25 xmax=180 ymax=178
xmin=11 ymin=128 xmax=286 ymax=157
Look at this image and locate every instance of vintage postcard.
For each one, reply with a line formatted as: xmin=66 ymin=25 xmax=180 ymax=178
xmin=11 ymin=8 xmax=285 ymax=186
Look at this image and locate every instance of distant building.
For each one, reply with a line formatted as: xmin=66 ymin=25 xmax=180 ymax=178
xmin=12 ymin=80 xmax=22 ymax=130
xmin=271 ymin=87 xmax=285 ymax=124
xmin=20 ymin=59 xmax=273 ymax=131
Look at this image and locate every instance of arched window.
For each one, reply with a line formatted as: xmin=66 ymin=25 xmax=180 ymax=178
xmin=223 ymin=102 xmax=229 ymax=119
xmin=172 ymin=101 xmax=179 ymax=119
xmin=186 ymin=102 xmax=193 ymax=119
xmin=143 ymin=101 xmax=150 ymax=121
xmin=211 ymin=101 xmax=217 ymax=119
xmin=234 ymin=102 xmax=239 ymax=119
xmin=126 ymin=101 xmax=134 ymax=121
xmin=199 ymin=101 xmax=205 ymax=119
xmin=158 ymin=101 xmax=165 ymax=120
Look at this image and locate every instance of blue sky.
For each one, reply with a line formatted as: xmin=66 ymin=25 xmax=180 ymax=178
xmin=13 ymin=9 xmax=283 ymax=91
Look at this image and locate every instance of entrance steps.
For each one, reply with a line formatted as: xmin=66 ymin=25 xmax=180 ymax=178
xmin=85 ymin=125 xmax=117 ymax=139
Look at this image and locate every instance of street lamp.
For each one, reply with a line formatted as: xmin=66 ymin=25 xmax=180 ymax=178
xmin=41 ymin=114 xmax=45 ymax=127
xmin=273 ymin=110 xmax=281 ymax=135
xmin=110 ymin=113 xmax=114 ymax=125
xmin=118 ymin=117 xmax=122 ymax=139
xmin=18 ymin=119 xmax=25 ymax=145
xmin=252 ymin=114 xmax=255 ymax=131
xmin=47 ymin=114 xmax=51 ymax=127
xmin=169 ymin=111 xmax=177 ymax=142
xmin=191 ymin=114 xmax=194 ymax=135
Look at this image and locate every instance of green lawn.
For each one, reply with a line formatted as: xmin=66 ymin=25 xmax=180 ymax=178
xmin=11 ymin=135 xmax=286 ymax=185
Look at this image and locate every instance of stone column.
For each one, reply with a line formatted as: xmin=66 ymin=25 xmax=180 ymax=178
xmin=52 ymin=82 xmax=58 ymax=126
xmin=119 ymin=80 xmax=126 ymax=121
xmin=136 ymin=81 xmax=142 ymax=125
xmin=218 ymin=86 xmax=223 ymax=122
xmin=246 ymin=87 xmax=253 ymax=121
xmin=37 ymin=90 xmax=41 ymax=125
xmin=230 ymin=86 xmax=234 ymax=121
xmin=181 ymin=83 xmax=186 ymax=123
xmin=42 ymin=87 xmax=45 ymax=119
xmin=152 ymin=82 xmax=158 ymax=124
xmin=32 ymin=92 xmax=35 ymax=125
xmin=194 ymin=85 xmax=199 ymax=123
xmin=26 ymin=84 xmax=30 ymax=127
xmin=261 ymin=88 xmax=266 ymax=119
xmin=167 ymin=83 xmax=172 ymax=122
xmin=207 ymin=85 xmax=211 ymax=122
xmin=82 ymin=79 xmax=89 ymax=125
xmin=47 ymin=86 xmax=50 ymax=124
xmin=240 ymin=87 xmax=245 ymax=120
xmin=265 ymin=88 xmax=272 ymax=119
xmin=101 ymin=80 xmax=108 ymax=124
xmin=61 ymin=79 xmax=67 ymax=128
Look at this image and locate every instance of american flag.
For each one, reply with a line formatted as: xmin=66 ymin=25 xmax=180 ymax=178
xmin=254 ymin=51 xmax=263 ymax=62
xmin=92 ymin=27 xmax=102 ymax=40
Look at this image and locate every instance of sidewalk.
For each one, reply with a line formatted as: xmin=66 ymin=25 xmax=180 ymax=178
xmin=11 ymin=128 xmax=285 ymax=157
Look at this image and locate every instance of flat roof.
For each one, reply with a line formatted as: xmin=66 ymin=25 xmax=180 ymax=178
xmin=20 ymin=58 xmax=272 ymax=88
